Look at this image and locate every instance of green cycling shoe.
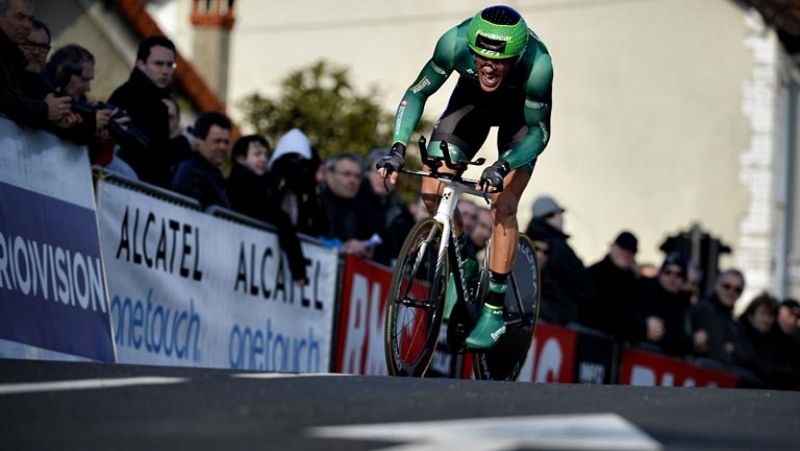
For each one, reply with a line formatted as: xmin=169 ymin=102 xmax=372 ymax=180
xmin=465 ymin=304 xmax=506 ymax=349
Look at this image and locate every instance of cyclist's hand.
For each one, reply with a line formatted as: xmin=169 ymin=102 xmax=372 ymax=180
xmin=479 ymin=160 xmax=510 ymax=193
xmin=376 ymin=143 xmax=406 ymax=185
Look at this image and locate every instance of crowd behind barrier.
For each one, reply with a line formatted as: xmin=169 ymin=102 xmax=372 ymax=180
xmin=2 ymin=115 xmax=799 ymax=390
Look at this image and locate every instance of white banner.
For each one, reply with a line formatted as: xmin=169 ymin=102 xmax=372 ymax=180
xmin=95 ymin=179 xmax=338 ymax=371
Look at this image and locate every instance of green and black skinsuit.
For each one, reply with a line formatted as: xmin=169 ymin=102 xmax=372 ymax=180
xmin=392 ymin=18 xmax=554 ymax=172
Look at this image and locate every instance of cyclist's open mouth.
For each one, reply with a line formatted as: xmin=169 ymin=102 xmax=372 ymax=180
xmin=478 ymin=65 xmax=505 ymax=92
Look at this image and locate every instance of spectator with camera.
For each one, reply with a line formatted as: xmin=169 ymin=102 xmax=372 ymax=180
xmin=0 ymin=0 xmax=73 ymax=129
xmin=44 ymin=45 xmax=124 ymax=153
xmin=108 ymin=35 xmax=192 ymax=188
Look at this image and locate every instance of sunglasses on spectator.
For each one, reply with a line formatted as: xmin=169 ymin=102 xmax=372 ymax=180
xmin=721 ymin=283 xmax=743 ymax=294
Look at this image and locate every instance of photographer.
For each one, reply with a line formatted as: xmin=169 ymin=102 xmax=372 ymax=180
xmin=45 ymin=44 xmax=132 ymax=166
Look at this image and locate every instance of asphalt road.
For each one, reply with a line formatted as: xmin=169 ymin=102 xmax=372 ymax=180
xmin=1 ymin=359 xmax=798 ymax=450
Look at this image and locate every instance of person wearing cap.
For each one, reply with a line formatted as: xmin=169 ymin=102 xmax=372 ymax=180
xmin=635 ymin=252 xmax=695 ymax=357
xmin=375 ymin=5 xmax=553 ymax=350
xmin=580 ymin=231 xmax=656 ymax=346
xmin=525 ymin=195 xmax=593 ymax=326
xmin=689 ymin=269 xmax=747 ymax=369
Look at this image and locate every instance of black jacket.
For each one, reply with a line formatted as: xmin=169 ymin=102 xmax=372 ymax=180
xmin=355 ymin=179 xmax=414 ymax=266
xmin=318 ymin=187 xmax=375 ymax=242
xmin=226 ymin=163 xmax=307 ymax=281
xmin=171 ymin=153 xmax=230 ymax=210
xmin=0 ymin=29 xmax=48 ymax=128
xmin=689 ymin=294 xmax=740 ymax=365
xmin=637 ymin=277 xmax=693 ymax=357
xmin=581 ymin=254 xmax=646 ymax=343
xmin=525 ymin=219 xmax=593 ymax=325
xmin=108 ymin=69 xmax=190 ymax=188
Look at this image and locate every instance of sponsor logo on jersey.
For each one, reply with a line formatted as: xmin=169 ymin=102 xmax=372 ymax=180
xmin=430 ymin=62 xmax=447 ymax=75
xmin=525 ymin=99 xmax=549 ymax=110
xmin=411 ymin=77 xmax=431 ymax=94
xmin=538 ymin=122 xmax=549 ymax=144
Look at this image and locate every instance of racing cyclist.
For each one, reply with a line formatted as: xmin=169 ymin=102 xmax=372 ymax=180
xmin=378 ymin=5 xmax=553 ymax=350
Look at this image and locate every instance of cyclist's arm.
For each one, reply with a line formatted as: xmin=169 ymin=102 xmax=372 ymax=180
xmin=500 ymin=53 xmax=554 ymax=170
xmin=391 ymin=28 xmax=458 ymax=147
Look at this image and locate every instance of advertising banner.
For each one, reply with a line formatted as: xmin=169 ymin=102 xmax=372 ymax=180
xmin=334 ymin=255 xmax=391 ymax=375
xmin=619 ymin=348 xmax=739 ymax=388
xmin=96 ymin=180 xmax=337 ymax=371
xmin=0 ymin=119 xmax=114 ymax=362
xmin=518 ymin=323 xmax=578 ymax=383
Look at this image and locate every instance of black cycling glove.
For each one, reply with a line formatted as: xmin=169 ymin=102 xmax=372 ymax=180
xmin=480 ymin=160 xmax=510 ymax=192
xmin=376 ymin=143 xmax=406 ymax=175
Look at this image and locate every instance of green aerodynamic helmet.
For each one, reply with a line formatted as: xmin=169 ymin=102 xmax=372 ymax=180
xmin=467 ymin=5 xmax=528 ymax=60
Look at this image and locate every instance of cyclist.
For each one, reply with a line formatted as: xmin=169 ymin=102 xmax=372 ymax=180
xmin=378 ymin=5 xmax=553 ymax=350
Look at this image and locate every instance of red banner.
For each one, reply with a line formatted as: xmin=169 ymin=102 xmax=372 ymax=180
xmin=619 ymin=348 xmax=739 ymax=388
xmin=334 ymin=256 xmax=392 ymax=375
xmin=517 ymin=323 xmax=577 ymax=383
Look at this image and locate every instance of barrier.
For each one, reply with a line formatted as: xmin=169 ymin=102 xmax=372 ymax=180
xmin=95 ymin=176 xmax=338 ymax=371
xmin=0 ymin=120 xmax=747 ymax=384
xmin=0 ymin=119 xmax=115 ymax=362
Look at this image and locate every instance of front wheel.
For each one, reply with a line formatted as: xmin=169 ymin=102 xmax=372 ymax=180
xmin=385 ymin=218 xmax=449 ymax=377
xmin=473 ymin=234 xmax=541 ymax=381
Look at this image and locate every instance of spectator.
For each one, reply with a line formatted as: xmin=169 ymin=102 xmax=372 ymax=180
xmin=162 ymin=96 xmax=181 ymax=139
xmin=735 ymin=293 xmax=799 ymax=389
xmin=171 ymin=111 xmax=231 ymax=209
xmin=468 ymin=206 xmax=493 ymax=253
xmin=44 ymin=45 xmax=121 ymax=152
xmin=524 ymin=195 xmax=593 ymax=325
xmin=580 ymin=231 xmax=655 ymax=346
xmin=527 ymin=226 xmax=551 ymax=269
xmin=777 ymin=298 xmax=800 ymax=348
xmin=108 ymin=35 xmax=191 ymax=188
xmin=319 ymin=153 xmax=377 ymax=258
xmin=457 ymin=199 xmax=478 ymax=237
xmin=689 ymin=269 xmax=746 ymax=369
xmin=636 ymin=253 xmax=695 ymax=357
xmin=18 ymin=18 xmax=48 ymax=96
xmin=409 ymin=195 xmax=429 ymax=222
xmin=268 ymin=128 xmax=323 ymax=237
xmin=0 ymin=0 xmax=73 ymax=129
xmin=226 ymin=134 xmax=307 ymax=284
xmin=357 ymin=148 xmax=415 ymax=266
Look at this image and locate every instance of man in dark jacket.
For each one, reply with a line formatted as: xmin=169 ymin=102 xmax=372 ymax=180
xmin=357 ymin=148 xmax=415 ymax=266
xmin=637 ymin=253 xmax=695 ymax=357
xmin=108 ymin=35 xmax=190 ymax=188
xmin=689 ymin=269 xmax=746 ymax=368
xmin=226 ymin=134 xmax=308 ymax=284
xmin=580 ymin=231 xmax=652 ymax=345
xmin=0 ymin=0 xmax=72 ymax=128
xmin=524 ymin=195 xmax=593 ymax=325
xmin=171 ymin=112 xmax=231 ymax=210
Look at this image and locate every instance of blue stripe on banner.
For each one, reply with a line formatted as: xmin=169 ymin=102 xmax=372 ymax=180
xmin=0 ymin=181 xmax=114 ymax=362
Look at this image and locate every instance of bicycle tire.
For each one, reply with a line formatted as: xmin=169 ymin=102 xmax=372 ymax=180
xmin=384 ymin=218 xmax=449 ymax=377
xmin=473 ymin=234 xmax=541 ymax=381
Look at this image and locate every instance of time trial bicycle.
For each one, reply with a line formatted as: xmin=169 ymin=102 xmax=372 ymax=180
xmin=384 ymin=136 xmax=541 ymax=381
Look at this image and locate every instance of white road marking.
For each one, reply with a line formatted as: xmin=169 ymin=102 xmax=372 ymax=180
xmin=0 ymin=377 xmax=188 ymax=395
xmin=232 ymin=373 xmax=354 ymax=379
xmin=310 ymin=413 xmax=663 ymax=450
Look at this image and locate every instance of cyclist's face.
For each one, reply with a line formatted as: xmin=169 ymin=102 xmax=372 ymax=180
xmin=474 ymin=55 xmax=511 ymax=92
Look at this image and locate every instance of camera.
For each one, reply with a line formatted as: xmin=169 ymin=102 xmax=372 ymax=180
xmin=54 ymin=62 xmax=150 ymax=148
